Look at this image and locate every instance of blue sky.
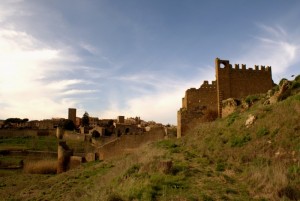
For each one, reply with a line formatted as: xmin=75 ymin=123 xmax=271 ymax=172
xmin=0 ymin=0 xmax=299 ymax=124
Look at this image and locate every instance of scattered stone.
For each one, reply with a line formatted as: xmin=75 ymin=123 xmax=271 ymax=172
xmin=70 ymin=156 xmax=83 ymax=169
xmin=245 ymin=114 xmax=256 ymax=128
xmin=85 ymin=152 xmax=98 ymax=162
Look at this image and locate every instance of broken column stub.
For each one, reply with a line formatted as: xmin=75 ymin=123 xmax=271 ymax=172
xmin=57 ymin=140 xmax=73 ymax=173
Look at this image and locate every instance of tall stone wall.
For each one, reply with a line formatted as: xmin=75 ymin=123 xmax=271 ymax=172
xmin=215 ymin=58 xmax=273 ymax=117
xmin=177 ymin=81 xmax=218 ymax=138
xmin=177 ymin=58 xmax=273 ymax=137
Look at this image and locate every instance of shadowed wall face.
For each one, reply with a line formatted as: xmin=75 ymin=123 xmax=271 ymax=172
xmin=68 ymin=108 xmax=76 ymax=125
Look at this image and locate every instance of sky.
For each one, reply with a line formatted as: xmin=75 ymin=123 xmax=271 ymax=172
xmin=0 ymin=0 xmax=300 ymax=124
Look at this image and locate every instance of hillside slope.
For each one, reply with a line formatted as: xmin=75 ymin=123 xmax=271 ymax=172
xmin=1 ymin=77 xmax=300 ymax=201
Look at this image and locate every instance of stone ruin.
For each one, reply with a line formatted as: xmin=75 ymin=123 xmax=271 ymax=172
xmin=177 ymin=58 xmax=274 ymax=138
xmin=57 ymin=141 xmax=73 ymax=173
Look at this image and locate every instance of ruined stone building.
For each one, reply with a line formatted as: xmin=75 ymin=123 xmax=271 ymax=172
xmin=68 ymin=108 xmax=76 ymax=125
xmin=177 ymin=58 xmax=273 ymax=138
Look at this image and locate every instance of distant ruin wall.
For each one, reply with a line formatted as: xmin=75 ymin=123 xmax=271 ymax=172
xmin=0 ymin=129 xmax=56 ymax=137
xmin=177 ymin=58 xmax=273 ymax=137
xmin=98 ymin=127 xmax=165 ymax=160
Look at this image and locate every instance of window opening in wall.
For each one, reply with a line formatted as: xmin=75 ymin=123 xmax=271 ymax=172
xmin=220 ymin=62 xmax=226 ymax=68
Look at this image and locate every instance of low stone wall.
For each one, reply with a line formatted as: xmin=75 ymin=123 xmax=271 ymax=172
xmin=98 ymin=127 xmax=165 ymax=160
xmin=63 ymin=131 xmax=85 ymax=141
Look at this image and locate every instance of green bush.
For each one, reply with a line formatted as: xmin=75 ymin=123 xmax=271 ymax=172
xmin=245 ymin=95 xmax=259 ymax=105
xmin=291 ymin=81 xmax=300 ymax=89
xmin=230 ymin=134 xmax=251 ymax=147
xmin=156 ymin=140 xmax=178 ymax=149
xmin=171 ymin=163 xmax=189 ymax=175
xmin=287 ymin=165 xmax=300 ymax=180
xmin=156 ymin=140 xmax=181 ymax=153
xmin=279 ymin=78 xmax=288 ymax=86
xmin=216 ymin=161 xmax=226 ymax=172
xmin=256 ymin=127 xmax=269 ymax=137
xmin=123 ymin=164 xmax=140 ymax=178
xmin=227 ymin=112 xmax=239 ymax=126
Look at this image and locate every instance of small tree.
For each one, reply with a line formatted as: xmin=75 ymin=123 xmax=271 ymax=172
xmin=82 ymin=112 xmax=90 ymax=127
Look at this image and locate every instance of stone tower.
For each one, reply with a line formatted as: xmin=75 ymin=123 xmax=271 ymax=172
xmin=68 ymin=108 xmax=76 ymax=125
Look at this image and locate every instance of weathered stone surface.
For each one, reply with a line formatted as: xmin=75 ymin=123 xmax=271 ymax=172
xmin=269 ymin=80 xmax=291 ymax=104
xmin=222 ymin=98 xmax=240 ymax=118
xmin=70 ymin=156 xmax=82 ymax=169
xmin=57 ymin=141 xmax=73 ymax=174
xmin=85 ymin=152 xmax=97 ymax=162
xmin=178 ymin=58 xmax=273 ymax=138
xmin=56 ymin=127 xmax=64 ymax=139
xmin=245 ymin=114 xmax=256 ymax=128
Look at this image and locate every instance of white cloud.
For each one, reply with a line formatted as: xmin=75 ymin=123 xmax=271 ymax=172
xmin=0 ymin=27 xmax=85 ymax=120
xmin=100 ymin=68 xmax=215 ymax=124
xmin=60 ymin=89 xmax=97 ymax=96
xmin=237 ymin=24 xmax=300 ymax=80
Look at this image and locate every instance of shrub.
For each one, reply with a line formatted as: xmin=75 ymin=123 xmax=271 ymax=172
xmin=230 ymin=134 xmax=251 ymax=147
xmin=216 ymin=161 xmax=226 ymax=172
xmin=107 ymin=193 xmax=124 ymax=201
xmin=227 ymin=112 xmax=239 ymax=126
xmin=256 ymin=127 xmax=269 ymax=137
xmin=171 ymin=163 xmax=189 ymax=175
xmin=23 ymin=160 xmax=57 ymax=174
xmin=287 ymin=165 xmax=300 ymax=180
xmin=291 ymin=81 xmax=300 ymax=89
xmin=123 ymin=164 xmax=140 ymax=178
xmin=279 ymin=78 xmax=288 ymax=86
xmin=245 ymin=95 xmax=259 ymax=105
xmin=156 ymin=140 xmax=181 ymax=153
xmin=278 ymin=185 xmax=300 ymax=200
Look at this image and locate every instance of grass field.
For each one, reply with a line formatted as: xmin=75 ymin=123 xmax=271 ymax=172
xmin=0 ymin=135 xmax=58 ymax=151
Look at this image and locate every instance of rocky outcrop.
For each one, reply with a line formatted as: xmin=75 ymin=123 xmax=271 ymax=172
xmin=268 ymin=80 xmax=291 ymax=104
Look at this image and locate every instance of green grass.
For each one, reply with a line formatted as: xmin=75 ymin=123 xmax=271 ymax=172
xmin=0 ymin=136 xmax=58 ymax=151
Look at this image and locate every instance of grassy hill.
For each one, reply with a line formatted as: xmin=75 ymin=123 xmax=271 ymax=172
xmin=1 ymin=77 xmax=299 ymax=201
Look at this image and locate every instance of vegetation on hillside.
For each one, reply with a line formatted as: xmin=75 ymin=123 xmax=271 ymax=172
xmin=0 ymin=76 xmax=299 ymax=201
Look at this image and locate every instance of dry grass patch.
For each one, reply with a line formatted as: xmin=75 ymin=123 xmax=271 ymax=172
xmin=24 ymin=160 xmax=57 ymax=174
